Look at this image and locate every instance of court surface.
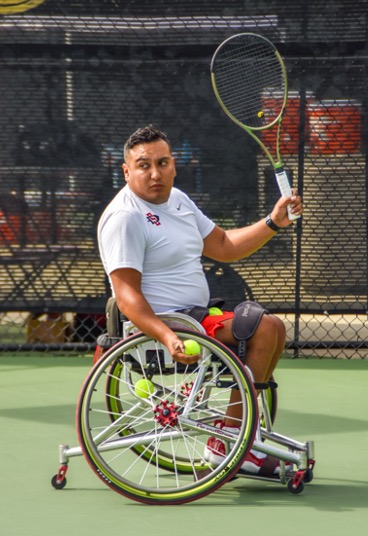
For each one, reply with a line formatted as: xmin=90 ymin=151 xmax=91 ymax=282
xmin=0 ymin=356 xmax=367 ymax=536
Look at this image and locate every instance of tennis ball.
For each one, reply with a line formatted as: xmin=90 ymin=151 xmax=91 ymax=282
xmin=208 ymin=307 xmax=223 ymax=316
xmin=134 ymin=378 xmax=155 ymax=398
xmin=258 ymin=110 xmax=264 ymax=118
xmin=183 ymin=339 xmax=201 ymax=356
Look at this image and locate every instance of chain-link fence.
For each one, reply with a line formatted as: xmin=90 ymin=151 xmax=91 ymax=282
xmin=0 ymin=0 xmax=367 ymax=357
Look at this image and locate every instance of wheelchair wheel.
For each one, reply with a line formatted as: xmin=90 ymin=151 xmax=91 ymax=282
xmin=77 ymin=329 xmax=258 ymax=505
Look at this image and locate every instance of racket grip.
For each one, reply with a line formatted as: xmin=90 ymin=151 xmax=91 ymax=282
xmin=275 ymin=168 xmax=300 ymax=221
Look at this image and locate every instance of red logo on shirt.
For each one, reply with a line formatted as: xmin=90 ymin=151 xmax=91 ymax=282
xmin=146 ymin=212 xmax=161 ymax=226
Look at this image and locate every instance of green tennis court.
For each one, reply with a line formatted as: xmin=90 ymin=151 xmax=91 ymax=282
xmin=1 ymin=356 xmax=367 ymax=536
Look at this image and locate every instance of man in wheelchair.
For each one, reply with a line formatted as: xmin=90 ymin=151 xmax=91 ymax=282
xmin=97 ymin=124 xmax=303 ymax=478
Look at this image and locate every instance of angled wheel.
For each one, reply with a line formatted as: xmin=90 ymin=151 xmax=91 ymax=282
xmin=77 ymin=329 xmax=258 ymax=505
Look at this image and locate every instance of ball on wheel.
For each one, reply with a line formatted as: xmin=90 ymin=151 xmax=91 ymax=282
xmin=134 ymin=378 xmax=155 ymax=398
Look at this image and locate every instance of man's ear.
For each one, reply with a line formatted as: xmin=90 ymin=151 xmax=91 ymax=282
xmin=122 ymin=163 xmax=129 ymax=182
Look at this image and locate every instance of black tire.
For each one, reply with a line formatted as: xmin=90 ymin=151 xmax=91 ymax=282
xmin=287 ymin=478 xmax=305 ymax=494
xmin=303 ymin=468 xmax=314 ymax=483
xmin=51 ymin=474 xmax=67 ymax=490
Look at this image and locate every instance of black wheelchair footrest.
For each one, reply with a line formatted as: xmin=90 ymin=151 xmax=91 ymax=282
xmin=254 ymin=380 xmax=278 ymax=390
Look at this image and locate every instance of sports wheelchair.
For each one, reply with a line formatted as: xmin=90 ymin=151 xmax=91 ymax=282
xmin=51 ymin=312 xmax=315 ymax=505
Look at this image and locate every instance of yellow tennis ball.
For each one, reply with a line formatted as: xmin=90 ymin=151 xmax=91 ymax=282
xmin=134 ymin=378 xmax=155 ymax=398
xmin=183 ymin=339 xmax=201 ymax=356
xmin=208 ymin=307 xmax=223 ymax=316
xmin=258 ymin=110 xmax=264 ymax=118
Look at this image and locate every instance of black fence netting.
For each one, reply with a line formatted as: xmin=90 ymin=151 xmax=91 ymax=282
xmin=0 ymin=0 xmax=367 ymax=356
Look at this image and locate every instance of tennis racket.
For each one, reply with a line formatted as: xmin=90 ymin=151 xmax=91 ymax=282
xmin=211 ymin=32 xmax=299 ymax=220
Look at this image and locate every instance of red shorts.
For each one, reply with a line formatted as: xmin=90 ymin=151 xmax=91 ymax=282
xmin=201 ymin=311 xmax=234 ymax=338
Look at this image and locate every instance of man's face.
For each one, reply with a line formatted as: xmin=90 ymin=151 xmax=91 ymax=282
xmin=122 ymin=139 xmax=176 ymax=204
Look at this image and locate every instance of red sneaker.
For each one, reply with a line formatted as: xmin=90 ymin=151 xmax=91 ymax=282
xmin=204 ymin=421 xmax=292 ymax=476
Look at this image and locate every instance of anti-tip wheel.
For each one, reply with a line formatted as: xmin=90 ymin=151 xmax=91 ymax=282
xmin=51 ymin=474 xmax=67 ymax=490
xmin=287 ymin=478 xmax=304 ymax=494
xmin=303 ymin=468 xmax=314 ymax=483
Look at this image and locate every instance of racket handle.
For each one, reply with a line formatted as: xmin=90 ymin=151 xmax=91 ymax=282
xmin=275 ymin=168 xmax=300 ymax=221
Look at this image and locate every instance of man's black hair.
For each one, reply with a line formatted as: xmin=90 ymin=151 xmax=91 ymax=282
xmin=123 ymin=124 xmax=172 ymax=160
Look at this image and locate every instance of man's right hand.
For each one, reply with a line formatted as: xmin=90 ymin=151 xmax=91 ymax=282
xmin=165 ymin=334 xmax=201 ymax=365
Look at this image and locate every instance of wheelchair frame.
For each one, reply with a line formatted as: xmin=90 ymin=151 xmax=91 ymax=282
xmin=51 ymin=313 xmax=315 ymax=505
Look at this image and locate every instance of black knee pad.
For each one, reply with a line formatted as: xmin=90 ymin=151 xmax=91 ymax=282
xmin=232 ymin=301 xmax=269 ymax=361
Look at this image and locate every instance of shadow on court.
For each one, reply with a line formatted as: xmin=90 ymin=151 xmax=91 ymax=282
xmin=0 ymin=405 xmax=367 ymax=434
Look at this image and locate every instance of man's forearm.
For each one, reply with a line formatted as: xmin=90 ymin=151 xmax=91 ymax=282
xmin=203 ymin=219 xmax=275 ymax=262
xmin=117 ymin=292 xmax=174 ymax=345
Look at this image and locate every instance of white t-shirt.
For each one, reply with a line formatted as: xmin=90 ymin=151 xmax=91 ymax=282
xmin=98 ymin=185 xmax=216 ymax=312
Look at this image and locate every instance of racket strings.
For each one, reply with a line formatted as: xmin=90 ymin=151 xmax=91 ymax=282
xmin=212 ymin=37 xmax=285 ymax=128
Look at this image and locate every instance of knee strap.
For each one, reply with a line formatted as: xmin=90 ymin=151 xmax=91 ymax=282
xmin=232 ymin=301 xmax=269 ymax=360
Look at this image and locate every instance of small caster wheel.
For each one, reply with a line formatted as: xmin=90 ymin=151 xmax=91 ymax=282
xmin=303 ymin=469 xmax=313 ymax=483
xmin=51 ymin=474 xmax=67 ymax=490
xmin=287 ymin=478 xmax=304 ymax=494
